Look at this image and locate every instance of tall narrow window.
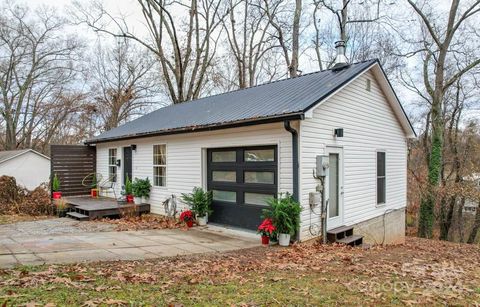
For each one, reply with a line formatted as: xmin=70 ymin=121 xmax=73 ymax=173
xmin=153 ymin=144 xmax=166 ymax=187
xmin=108 ymin=148 xmax=117 ymax=182
xmin=377 ymin=151 xmax=386 ymax=204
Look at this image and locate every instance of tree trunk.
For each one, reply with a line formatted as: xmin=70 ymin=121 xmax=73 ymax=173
xmin=467 ymin=203 xmax=480 ymax=244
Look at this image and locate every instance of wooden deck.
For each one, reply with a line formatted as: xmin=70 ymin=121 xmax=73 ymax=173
xmin=64 ymin=196 xmax=150 ymax=220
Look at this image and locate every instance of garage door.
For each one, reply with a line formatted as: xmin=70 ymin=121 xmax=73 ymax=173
xmin=207 ymin=146 xmax=278 ymax=230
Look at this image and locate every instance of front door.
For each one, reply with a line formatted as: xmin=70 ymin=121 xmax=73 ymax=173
xmin=123 ymin=147 xmax=132 ymax=184
xmin=207 ymin=146 xmax=278 ymax=230
xmin=326 ymin=147 xmax=344 ymax=229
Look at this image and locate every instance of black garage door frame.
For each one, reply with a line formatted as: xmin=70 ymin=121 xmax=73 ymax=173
xmin=207 ymin=145 xmax=278 ymax=230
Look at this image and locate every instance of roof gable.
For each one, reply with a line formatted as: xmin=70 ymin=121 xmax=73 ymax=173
xmin=0 ymin=149 xmax=50 ymax=165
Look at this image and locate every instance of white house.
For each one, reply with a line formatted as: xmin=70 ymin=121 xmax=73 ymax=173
xmin=85 ymin=54 xmax=415 ymax=244
xmin=0 ymin=149 xmax=50 ymax=190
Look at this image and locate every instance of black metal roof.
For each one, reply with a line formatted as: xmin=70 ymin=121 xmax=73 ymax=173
xmin=87 ymin=59 xmax=379 ymax=144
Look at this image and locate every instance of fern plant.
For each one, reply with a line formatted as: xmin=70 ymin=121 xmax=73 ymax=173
xmin=181 ymin=187 xmax=212 ymax=217
xmin=262 ymin=193 xmax=301 ymax=236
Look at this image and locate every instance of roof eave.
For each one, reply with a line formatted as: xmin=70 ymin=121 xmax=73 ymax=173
xmin=85 ymin=112 xmax=305 ymax=145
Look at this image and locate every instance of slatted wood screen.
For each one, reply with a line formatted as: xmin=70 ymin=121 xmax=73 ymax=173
xmin=50 ymin=145 xmax=96 ymax=196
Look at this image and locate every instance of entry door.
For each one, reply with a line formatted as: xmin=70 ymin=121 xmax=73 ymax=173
xmin=207 ymin=146 xmax=278 ymax=230
xmin=326 ymin=147 xmax=344 ymax=229
xmin=123 ymin=147 xmax=132 ymax=184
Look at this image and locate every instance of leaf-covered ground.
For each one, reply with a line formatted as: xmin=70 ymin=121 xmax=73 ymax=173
xmin=0 ymin=237 xmax=479 ymax=306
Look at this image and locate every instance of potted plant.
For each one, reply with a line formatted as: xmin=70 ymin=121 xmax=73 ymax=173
xmin=90 ymin=173 xmax=98 ymax=198
xmin=55 ymin=198 xmax=68 ymax=217
xmin=139 ymin=178 xmax=152 ymax=204
xmin=52 ymin=173 xmax=62 ymax=199
xmin=132 ymin=178 xmax=142 ymax=205
xmin=257 ymin=218 xmax=276 ymax=245
xmin=181 ymin=187 xmax=212 ymax=226
xmin=179 ymin=210 xmax=195 ymax=227
xmin=124 ymin=175 xmax=134 ymax=203
xmin=262 ymin=193 xmax=301 ymax=247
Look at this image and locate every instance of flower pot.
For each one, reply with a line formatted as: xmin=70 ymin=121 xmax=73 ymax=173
xmin=126 ymin=195 xmax=134 ymax=203
xmin=57 ymin=209 xmax=67 ymax=218
xmin=261 ymin=235 xmax=270 ymax=245
xmin=90 ymin=189 xmax=98 ymax=198
xmin=141 ymin=196 xmax=149 ymax=204
xmin=52 ymin=191 xmax=62 ymax=199
xmin=278 ymin=233 xmax=291 ymax=247
xmin=197 ymin=215 xmax=207 ymax=226
xmin=186 ymin=220 xmax=194 ymax=228
xmin=133 ymin=196 xmax=142 ymax=205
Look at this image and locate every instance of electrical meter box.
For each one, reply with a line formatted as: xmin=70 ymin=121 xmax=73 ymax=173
xmin=315 ymin=155 xmax=329 ymax=177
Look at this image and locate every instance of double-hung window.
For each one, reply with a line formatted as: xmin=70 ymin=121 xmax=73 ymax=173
xmin=153 ymin=144 xmax=167 ymax=187
xmin=377 ymin=151 xmax=386 ymax=205
xmin=108 ymin=148 xmax=117 ymax=182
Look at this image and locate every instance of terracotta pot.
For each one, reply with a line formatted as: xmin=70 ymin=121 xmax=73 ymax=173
xmin=186 ymin=220 xmax=194 ymax=228
xmin=261 ymin=235 xmax=270 ymax=245
xmin=52 ymin=192 xmax=62 ymax=199
xmin=126 ymin=195 xmax=134 ymax=203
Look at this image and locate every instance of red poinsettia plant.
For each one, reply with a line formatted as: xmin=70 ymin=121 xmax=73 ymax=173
xmin=257 ymin=218 xmax=276 ymax=237
xmin=179 ymin=210 xmax=194 ymax=222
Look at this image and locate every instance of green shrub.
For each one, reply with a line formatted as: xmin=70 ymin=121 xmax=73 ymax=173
xmin=52 ymin=174 xmax=60 ymax=192
xmin=262 ymin=193 xmax=301 ymax=236
xmin=124 ymin=175 xmax=133 ymax=195
xmin=132 ymin=178 xmax=152 ymax=198
xmin=181 ymin=187 xmax=212 ymax=217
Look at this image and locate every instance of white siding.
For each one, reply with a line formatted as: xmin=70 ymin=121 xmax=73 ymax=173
xmin=299 ymin=70 xmax=408 ymax=240
xmin=96 ymin=122 xmax=295 ymax=214
xmin=0 ymin=153 xmax=50 ymax=190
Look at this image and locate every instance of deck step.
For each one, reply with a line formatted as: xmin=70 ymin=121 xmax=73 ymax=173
xmin=66 ymin=211 xmax=90 ymax=221
xmin=327 ymin=225 xmax=354 ymax=242
xmin=328 ymin=225 xmax=354 ymax=234
xmin=336 ymin=235 xmax=363 ymax=246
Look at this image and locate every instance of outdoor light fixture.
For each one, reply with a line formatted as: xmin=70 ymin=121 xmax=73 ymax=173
xmin=131 ymin=144 xmax=137 ymax=151
xmin=116 ymin=159 xmax=121 ymax=167
xmin=334 ymin=128 xmax=344 ymax=138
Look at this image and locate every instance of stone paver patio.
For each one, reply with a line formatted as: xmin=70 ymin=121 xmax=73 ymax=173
xmin=0 ymin=219 xmax=258 ymax=268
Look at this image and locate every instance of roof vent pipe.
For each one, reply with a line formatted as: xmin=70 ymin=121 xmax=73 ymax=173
xmin=333 ymin=40 xmax=349 ymax=70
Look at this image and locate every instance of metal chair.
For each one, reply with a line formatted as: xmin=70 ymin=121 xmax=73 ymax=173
xmin=98 ymin=175 xmax=117 ymax=199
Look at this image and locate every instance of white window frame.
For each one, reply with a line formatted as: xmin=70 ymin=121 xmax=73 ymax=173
xmin=153 ymin=144 xmax=167 ymax=187
xmin=108 ymin=148 xmax=117 ymax=182
xmin=376 ymin=150 xmax=386 ymax=206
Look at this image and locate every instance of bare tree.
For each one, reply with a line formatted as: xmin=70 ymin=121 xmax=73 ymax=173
xmin=260 ymin=0 xmax=303 ymax=77
xmin=89 ymin=40 xmax=158 ymax=131
xmin=0 ymin=3 xmax=82 ymax=151
xmin=73 ymin=0 xmax=230 ymax=104
xmin=222 ymin=0 xmax=278 ymax=88
xmin=405 ymin=0 xmax=480 ymax=238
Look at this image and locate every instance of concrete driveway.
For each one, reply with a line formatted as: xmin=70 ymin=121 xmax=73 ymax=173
xmin=0 ymin=220 xmax=258 ymax=268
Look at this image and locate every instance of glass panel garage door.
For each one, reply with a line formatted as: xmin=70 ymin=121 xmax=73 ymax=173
xmin=207 ymin=146 xmax=278 ymax=230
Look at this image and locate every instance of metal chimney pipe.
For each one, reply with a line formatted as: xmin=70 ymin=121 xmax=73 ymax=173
xmin=333 ymin=40 xmax=348 ymax=69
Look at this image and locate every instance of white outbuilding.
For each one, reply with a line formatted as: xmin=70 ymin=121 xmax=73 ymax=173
xmin=0 ymin=149 xmax=50 ymax=190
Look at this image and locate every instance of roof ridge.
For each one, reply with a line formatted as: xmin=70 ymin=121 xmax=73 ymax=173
xmin=160 ymin=59 xmax=377 ymax=110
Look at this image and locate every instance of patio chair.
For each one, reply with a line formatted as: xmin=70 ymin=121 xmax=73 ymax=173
xmin=98 ymin=175 xmax=117 ymax=200
xmin=82 ymin=173 xmax=103 ymax=198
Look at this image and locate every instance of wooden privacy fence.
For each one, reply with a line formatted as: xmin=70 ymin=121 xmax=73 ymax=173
xmin=50 ymin=145 xmax=96 ymax=197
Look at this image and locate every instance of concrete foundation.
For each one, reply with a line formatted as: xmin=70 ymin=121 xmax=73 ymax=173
xmin=353 ymin=208 xmax=406 ymax=245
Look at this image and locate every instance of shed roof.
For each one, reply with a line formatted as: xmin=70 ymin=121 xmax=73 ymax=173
xmin=0 ymin=149 xmax=50 ymax=165
xmin=86 ymin=59 xmax=414 ymax=144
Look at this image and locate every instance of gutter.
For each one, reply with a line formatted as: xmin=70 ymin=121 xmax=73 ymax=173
xmin=283 ymin=120 xmax=299 ymax=202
